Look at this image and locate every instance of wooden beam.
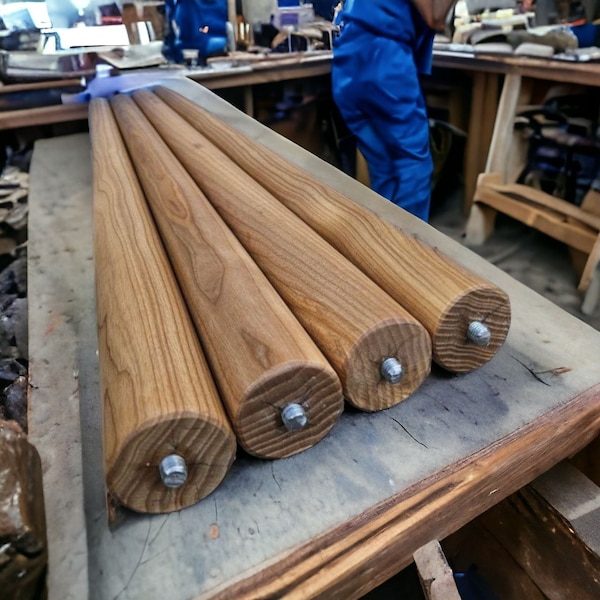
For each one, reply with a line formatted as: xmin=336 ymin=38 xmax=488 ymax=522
xmin=472 ymin=184 xmax=598 ymax=254
xmin=89 ymin=99 xmax=236 ymax=513
xmin=443 ymin=519 xmax=547 ymax=599
xmin=132 ymin=88 xmax=433 ymax=412
xmin=0 ymin=102 xmax=88 ymax=131
xmin=152 ymin=86 xmax=513 ymax=374
xmin=484 ymin=73 xmax=522 ymax=178
xmin=479 ymin=462 xmax=600 ymax=600
xmin=465 ymin=71 xmax=501 ymax=209
xmin=200 ymin=384 xmax=600 ymax=600
xmin=108 ymin=93 xmax=344 ymax=459
xmin=413 ymin=540 xmax=461 ymax=600
xmin=487 ymin=181 xmax=600 ymax=232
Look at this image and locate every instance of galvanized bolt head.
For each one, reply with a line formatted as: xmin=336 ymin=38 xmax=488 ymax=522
xmin=281 ymin=403 xmax=308 ymax=432
xmin=159 ymin=454 xmax=188 ymax=488
xmin=380 ymin=357 xmax=403 ymax=384
xmin=467 ymin=321 xmax=491 ymax=346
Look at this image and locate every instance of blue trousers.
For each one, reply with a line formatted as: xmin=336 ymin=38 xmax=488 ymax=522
xmin=332 ymin=23 xmax=433 ymax=221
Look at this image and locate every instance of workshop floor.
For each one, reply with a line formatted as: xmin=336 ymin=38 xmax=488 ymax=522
xmin=429 ymin=182 xmax=600 ymax=333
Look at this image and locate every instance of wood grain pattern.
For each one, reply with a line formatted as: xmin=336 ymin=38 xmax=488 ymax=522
xmin=131 ymin=89 xmax=432 ymax=412
xmin=108 ymin=94 xmax=344 ymax=458
xmin=198 ymin=384 xmax=600 ymax=600
xmin=152 ymin=86 xmax=511 ymax=373
xmin=463 ymin=71 xmax=499 ymax=212
xmin=89 ymin=99 xmax=236 ymax=513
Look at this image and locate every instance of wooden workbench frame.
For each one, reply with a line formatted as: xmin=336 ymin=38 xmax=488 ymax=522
xmin=27 ymin=78 xmax=600 ymax=600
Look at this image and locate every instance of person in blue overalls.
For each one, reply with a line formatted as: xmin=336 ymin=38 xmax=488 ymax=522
xmin=163 ymin=0 xmax=228 ymax=66
xmin=331 ymin=0 xmax=435 ymax=222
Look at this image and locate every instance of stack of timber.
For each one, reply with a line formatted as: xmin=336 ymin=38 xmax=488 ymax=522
xmin=150 ymin=86 xmax=513 ymax=374
xmin=88 ymin=87 xmax=513 ymax=516
xmin=126 ymin=90 xmax=432 ymax=412
xmin=105 ymin=94 xmax=345 ymax=460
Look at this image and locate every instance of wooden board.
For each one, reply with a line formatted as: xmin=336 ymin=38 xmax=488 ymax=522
xmin=413 ymin=541 xmax=461 ymax=600
xmin=0 ymin=102 xmax=89 ymax=131
xmin=473 ymin=183 xmax=598 ymax=254
xmin=27 ymin=79 xmax=600 ymax=600
xmin=89 ymin=99 xmax=236 ymax=512
xmin=477 ymin=462 xmax=600 ymax=599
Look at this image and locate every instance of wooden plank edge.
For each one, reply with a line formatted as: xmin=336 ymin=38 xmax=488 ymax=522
xmin=530 ymin=461 xmax=600 ymax=555
xmin=413 ymin=540 xmax=461 ymax=600
xmin=489 ymin=182 xmax=600 ymax=232
xmin=579 ymin=235 xmax=600 ymax=293
xmin=0 ymin=102 xmax=89 ymax=131
xmin=476 ymin=463 xmax=600 ymax=598
xmin=474 ymin=186 xmax=597 ymax=253
xmin=197 ymin=383 xmax=600 ymax=600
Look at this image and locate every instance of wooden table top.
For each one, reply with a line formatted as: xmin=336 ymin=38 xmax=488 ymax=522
xmin=3 ymin=48 xmax=600 ymax=131
xmin=27 ymin=78 xmax=600 ymax=600
xmin=432 ymin=49 xmax=600 ymax=86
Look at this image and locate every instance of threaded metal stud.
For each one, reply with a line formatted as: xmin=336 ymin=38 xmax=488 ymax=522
xmin=281 ymin=403 xmax=308 ymax=431
xmin=159 ymin=454 xmax=188 ymax=488
xmin=467 ymin=321 xmax=491 ymax=346
xmin=380 ymin=357 xmax=403 ymax=384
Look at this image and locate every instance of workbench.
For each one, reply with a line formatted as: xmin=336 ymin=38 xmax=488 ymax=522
xmin=27 ymin=78 xmax=600 ymax=600
xmin=7 ymin=48 xmax=600 ymax=213
xmin=432 ymin=50 xmax=600 ymax=212
xmin=0 ymin=51 xmax=333 ymax=131
xmin=459 ymin=53 xmax=600 ymax=316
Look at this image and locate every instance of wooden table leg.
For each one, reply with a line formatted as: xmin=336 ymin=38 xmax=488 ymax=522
xmin=463 ymin=71 xmax=501 ymax=214
xmin=580 ymin=235 xmax=600 ymax=315
xmin=465 ymin=73 xmax=524 ymax=244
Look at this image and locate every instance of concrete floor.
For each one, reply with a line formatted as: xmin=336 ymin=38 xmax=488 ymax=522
xmin=429 ymin=184 xmax=600 ymax=333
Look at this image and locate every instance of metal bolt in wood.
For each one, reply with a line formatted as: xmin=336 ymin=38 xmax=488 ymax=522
xmin=380 ymin=357 xmax=403 ymax=384
xmin=281 ymin=403 xmax=309 ymax=431
xmin=467 ymin=321 xmax=491 ymax=346
xmin=159 ymin=454 xmax=188 ymax=488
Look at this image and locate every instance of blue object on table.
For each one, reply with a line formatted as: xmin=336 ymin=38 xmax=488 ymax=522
xmin=571 ymin=23 xmax=600 ymax=48
xmin=163 ymin=0 xmax=228 ymax=66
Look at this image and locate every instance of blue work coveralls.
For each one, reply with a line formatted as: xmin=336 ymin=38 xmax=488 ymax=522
xmin=332 ymin=0 xmax=435 ymax=221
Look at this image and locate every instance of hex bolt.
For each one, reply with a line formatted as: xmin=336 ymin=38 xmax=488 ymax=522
xmin=159 ymin=454 xmax=188 ymax=488
xmin=380 ymin=357 xmax=403 ymax=384
xmin=467 ymin=321 xmax=491 ymax=346
xmin=281 ymin=403 xmax=308 ymax=432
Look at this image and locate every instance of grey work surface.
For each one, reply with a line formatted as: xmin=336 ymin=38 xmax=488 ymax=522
xmin=28 ymin=79 xmax=600 ymax=600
